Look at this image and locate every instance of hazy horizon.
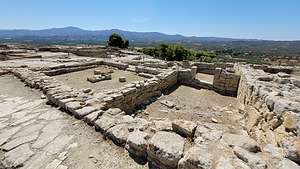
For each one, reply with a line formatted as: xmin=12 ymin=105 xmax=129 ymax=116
xmin=1 ymin=0 xmax=300 ymax=41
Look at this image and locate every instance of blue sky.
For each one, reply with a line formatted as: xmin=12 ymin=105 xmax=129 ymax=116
xmin=0 ymin=0 xmax=299 ymax=40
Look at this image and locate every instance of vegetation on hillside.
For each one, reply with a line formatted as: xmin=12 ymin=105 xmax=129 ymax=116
xmin=107 ymin=33 xmax=129 ymax=48
xmin=138 ymin=44 xmax=217 ymax=62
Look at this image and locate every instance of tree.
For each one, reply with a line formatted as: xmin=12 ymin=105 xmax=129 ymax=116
xmin=107 ymin=33 xmax=129 ymax=48
xmin=123 ymin=39 xmax=129 ymax=48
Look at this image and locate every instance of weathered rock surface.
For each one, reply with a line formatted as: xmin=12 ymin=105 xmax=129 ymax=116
xmin=3 ymin=143 xmax=34 ymax=168
xmin=178 ymin=145 xmax=213 ymax=169
xmin=107 ymin=124 xmax=131 ymax=146
xmin=83 ymin=110 xmax=103 ymax=125
xmin=283 ymin=138 xmax=300 ymax=164
xmin=233 ymin=146 xmax=267 ymax=169
xmin=172 ymin=120 xmax=197 ymax=138
xmin=94 ymin=115 xmax=117 ymax=133
xmin=222 ymin=133 xmax=261 ymax=152
xmin=125 ymin=131 xmax=149 ymax=158
xmin=147 ymin=131 xmax=185 ymax=169
xmin=277 ymin=158 xmax=300 ymax=169
xmin=1 ymin=131 xmax=39 ymax=151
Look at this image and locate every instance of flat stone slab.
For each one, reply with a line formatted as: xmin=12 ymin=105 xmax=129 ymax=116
xmin=0 ymin=126 xmax=21 ymax=146
xmin=2 ymin=131 xmax=39 ymax=151
xmin=32 ymin=120 xmax=65 ymax=149
xmin=147 ymin=131 xmax=185 ymax=169
xmin=3 ymin=143 xmax=34 ymax=168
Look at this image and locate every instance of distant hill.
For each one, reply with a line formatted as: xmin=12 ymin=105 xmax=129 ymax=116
xmin=0 ymin=26 xmax=262 ymax=43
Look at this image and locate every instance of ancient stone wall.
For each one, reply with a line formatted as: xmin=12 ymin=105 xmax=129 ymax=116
xmin=252 ymin=64 xmax=294 ymax=74
xmin=191 ymin=62 xmax=234 ymax=75
xmin=103 ymin=70 xmax=178 ymax=112
xmin=102 ymin=60 xmax=129 ymax=70
xmin=235 ymin=64 xmax=300 ymax=164
xmin=213 ymin=68 xmax=240 ymax=96
xmin=3 ymin=65 xmax=300 ymax=168
xmin=135 ymin=66 xmax=163 ymax=75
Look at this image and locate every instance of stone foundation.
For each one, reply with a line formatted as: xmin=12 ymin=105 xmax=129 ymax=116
xmin=213 ymin=68 xmax=240 ymax=96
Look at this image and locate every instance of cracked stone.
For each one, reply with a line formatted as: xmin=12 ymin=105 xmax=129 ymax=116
xmin=3 ymin=143 xmax=34 ymax=168
xmin=2 ymin=131 xmax=39 ymax=151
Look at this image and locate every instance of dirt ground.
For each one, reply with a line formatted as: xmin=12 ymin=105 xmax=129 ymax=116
xmin=196 ymin=73 xmax=214 ymax=83
xmin=53 ymin=66 xmax=144 ymax=93
xmin=0 ymin=75 xmax=147 ymax=169
xmin=138 ymin=85 xmax=243 ymax=128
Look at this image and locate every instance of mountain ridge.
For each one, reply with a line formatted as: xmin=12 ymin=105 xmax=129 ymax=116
xmin=0 ymin=26 xmax=289 ymax=42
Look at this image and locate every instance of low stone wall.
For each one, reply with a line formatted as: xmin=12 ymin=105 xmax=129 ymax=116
xmin=103 ymin=70 xmax=178 ymax=112
xmin=4 ymin=66 xmax=300 ymax=169
xmin=123 ymin=60 xmax=169 ymax=69
xmin=102 ymin=60 xmax=129 ymax=70
xmin=213 ymin=68 xmax=240 ymax=96
xmin=252 ymin=64 xmax=294 ymax=74
xmin=43 ymin=65 xmax=98 ymax=76
xmin=191 ymin=62 xmax=234 ymax=75
xmin=235 ymin=64 xmax=300 ymax=164
xmin=135 ymin=66 xmax=163 ymax=75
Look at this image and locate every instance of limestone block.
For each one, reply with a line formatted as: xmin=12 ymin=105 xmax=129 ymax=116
xmin=147 ymin=131 xmax=185 ymax=169
xmin=172 ymin=120 xmax=197 ymax=138
xmin=222 ymin=133 xmax=261 ymax=152
xmin=125 ymin=131 xmax=149 ymax=158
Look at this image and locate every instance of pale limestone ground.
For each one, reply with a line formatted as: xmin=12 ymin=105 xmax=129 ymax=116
xmin=0 ymin=75 xmax=147 ymax=169
xmin=53 ymin=66 xmax=145 ymax=93
xmin=138 ymin=85 xmax=242 ymax=128
xmin=195 ymin=73 xmax=214 ymax=83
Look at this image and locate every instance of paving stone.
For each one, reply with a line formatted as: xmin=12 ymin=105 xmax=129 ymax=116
xmin=0 ymin=126 xmax=21 ymax=146
xmin=43 ymin=134 xmax=74 ymax=155
xmin=57 ymin=165 xmax=68 ymax=169
xmin=22 ymin=152 xmax=51 ymax=169
xmin=3 ymin=143 xmax=34 ymax=168
xmin=39 ymin=110 xmax=64 ymax=120
xmin=10 ymin=112 xmax=40 ymax=126
xmin=2 ymin=131 xmax=39 ymax=151
xmin=13 ymin=123 xmax=45 ymax=139
xmin=45 ymin=159 xmax=62 ymax=169
xmin=32 ymin=120 xmax=65 ymax=149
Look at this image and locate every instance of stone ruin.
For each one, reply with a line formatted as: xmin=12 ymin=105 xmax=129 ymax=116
xmin=0 ymin=46 xmax=299 ymax=169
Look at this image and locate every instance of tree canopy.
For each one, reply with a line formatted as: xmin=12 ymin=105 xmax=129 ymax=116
xmin=107 ymin=33 xmax=129 ymax=48
xmin=139 ymin=44 xmax=217 ymax=62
